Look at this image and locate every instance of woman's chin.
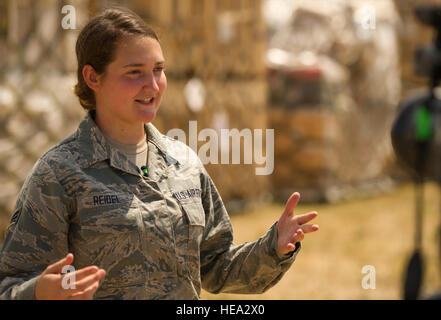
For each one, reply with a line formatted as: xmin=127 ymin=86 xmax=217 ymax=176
xmin=136 ymin=109 xmax=157 ymax=123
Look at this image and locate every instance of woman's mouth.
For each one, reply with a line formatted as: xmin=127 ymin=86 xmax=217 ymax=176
xmin=135 ymin=97 xmax=155 ymax=106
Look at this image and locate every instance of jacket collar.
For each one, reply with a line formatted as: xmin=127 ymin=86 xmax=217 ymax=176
xmin=76 ymin=110 xmax=179 ymax=175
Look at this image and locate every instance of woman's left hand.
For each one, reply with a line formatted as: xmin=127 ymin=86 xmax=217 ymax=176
xmin=277 ymin=192 xmax=319 ymax=256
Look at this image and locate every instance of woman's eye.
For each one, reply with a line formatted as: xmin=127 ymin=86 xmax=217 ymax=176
xmin=127 ymin=70 xmax=141 ymax=75
xmin=154 ymin=67 xmax=165 ymax=73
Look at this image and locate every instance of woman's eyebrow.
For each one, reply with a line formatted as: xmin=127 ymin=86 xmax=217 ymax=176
xmin=123 ymin=61 xmax=165 ymax=68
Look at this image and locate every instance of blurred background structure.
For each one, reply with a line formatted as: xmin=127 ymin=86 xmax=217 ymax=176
xmin=267 ymin=0 xmax=402 ymax=202
xmin=1 ymin=1 xmax=441 ymax=298
xmin=0 ymin=0 xmax=437 ymax=231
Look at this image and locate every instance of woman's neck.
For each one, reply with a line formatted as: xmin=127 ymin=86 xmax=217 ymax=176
xmin=94 ymin=108 xmax=146 ymax=145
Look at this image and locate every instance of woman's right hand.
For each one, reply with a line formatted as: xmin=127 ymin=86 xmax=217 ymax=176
xmin=35 ymin=253 xmax=106 ymax=300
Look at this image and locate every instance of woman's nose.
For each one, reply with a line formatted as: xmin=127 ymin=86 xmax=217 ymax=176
xmin=143 ymin=73 xmax=160 ymax=92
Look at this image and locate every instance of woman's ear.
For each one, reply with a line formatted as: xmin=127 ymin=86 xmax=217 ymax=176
xmin=82 ymin=64 xmax=101 ymax=92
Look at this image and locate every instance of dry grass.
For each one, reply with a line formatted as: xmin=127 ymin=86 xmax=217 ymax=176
xmin=201 ymin=182 xmax=441 ymax=300
xmin=1 ymin=182 xmax=439 ymax=299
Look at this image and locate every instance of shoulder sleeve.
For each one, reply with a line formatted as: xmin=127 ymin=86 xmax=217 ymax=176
xmin=0 ymin=159 xmax=71 ymax=300
xmin=199 ymin=167 xmax=300 ymax=294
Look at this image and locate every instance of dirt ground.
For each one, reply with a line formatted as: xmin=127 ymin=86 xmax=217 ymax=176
xmin=201 ymin=182 xmax=441 ymax=300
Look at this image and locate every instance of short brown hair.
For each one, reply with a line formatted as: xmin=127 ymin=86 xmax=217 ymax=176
xmin=74 ymin=7 xmax=159 ymax=110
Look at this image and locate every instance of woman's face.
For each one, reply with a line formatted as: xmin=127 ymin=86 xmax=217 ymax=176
xmin=95 ymin=35 xmax=167 ymax=125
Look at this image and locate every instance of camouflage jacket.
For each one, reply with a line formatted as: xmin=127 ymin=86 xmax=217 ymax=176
xmin=0 ymin=111 xmax=300 ymax=300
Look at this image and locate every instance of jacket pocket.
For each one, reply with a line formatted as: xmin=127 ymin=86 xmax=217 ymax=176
xmin=179 ymin=201 xmax=205 ymax=289
xmin=181 ymin=201 xmax=205 ymax=227
xmin=180 ymin=201 xmax=205 ymax=250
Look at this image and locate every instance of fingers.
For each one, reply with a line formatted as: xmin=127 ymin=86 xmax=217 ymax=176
xmin=286 ymin=243 xmax=296 ymax=252
xmin=285 ymin=229 xmax=304 ymax=253
xmin=63 ymin=268 xmax=106 ymax=294
xmin=283 ymin=192 xmax=300 ymax=216
xmin=296 ymin=211 xmax=318 ymax=225
xmin=288 ymin=224 xmax=320 ymax=249
xmin=74 ymin=269 xmax=106 ymax=292
xmin=61 ymin=268 xmax=105 ymax=300
xmin=37 ymin=255 xmax=106 ymax=300
xmin=288 ymin=229 xmax=305 ymax=245
xmin=68 ymin=282 xmax=100 ymax=300
xmin=299 ymin=224 xmax=319 ymax=234
xmin=73 ymin=266 xmax=100 ymax=282
xmin=45 ymin=253 xmax=74 ymax=274
xmin=293 ymin=222 xmax=319 ymax=240
xmin=277 ymin=202 xmax=320 ymax=255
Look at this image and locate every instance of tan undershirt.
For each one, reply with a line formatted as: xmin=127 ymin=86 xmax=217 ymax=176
xmin=104 ymin=133 xmax=148 ymax=169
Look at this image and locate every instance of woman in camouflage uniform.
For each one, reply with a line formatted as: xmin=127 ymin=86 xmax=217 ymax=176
xmin=0 ymin=7 xmax=319 ymax=300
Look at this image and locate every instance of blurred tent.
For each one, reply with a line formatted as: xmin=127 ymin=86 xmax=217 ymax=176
xmin=264 ymin=0 xmax=403 ymax=202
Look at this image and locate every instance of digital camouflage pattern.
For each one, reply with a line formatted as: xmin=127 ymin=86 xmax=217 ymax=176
xmin=0 ymin=111 xmax=300 ymax=299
